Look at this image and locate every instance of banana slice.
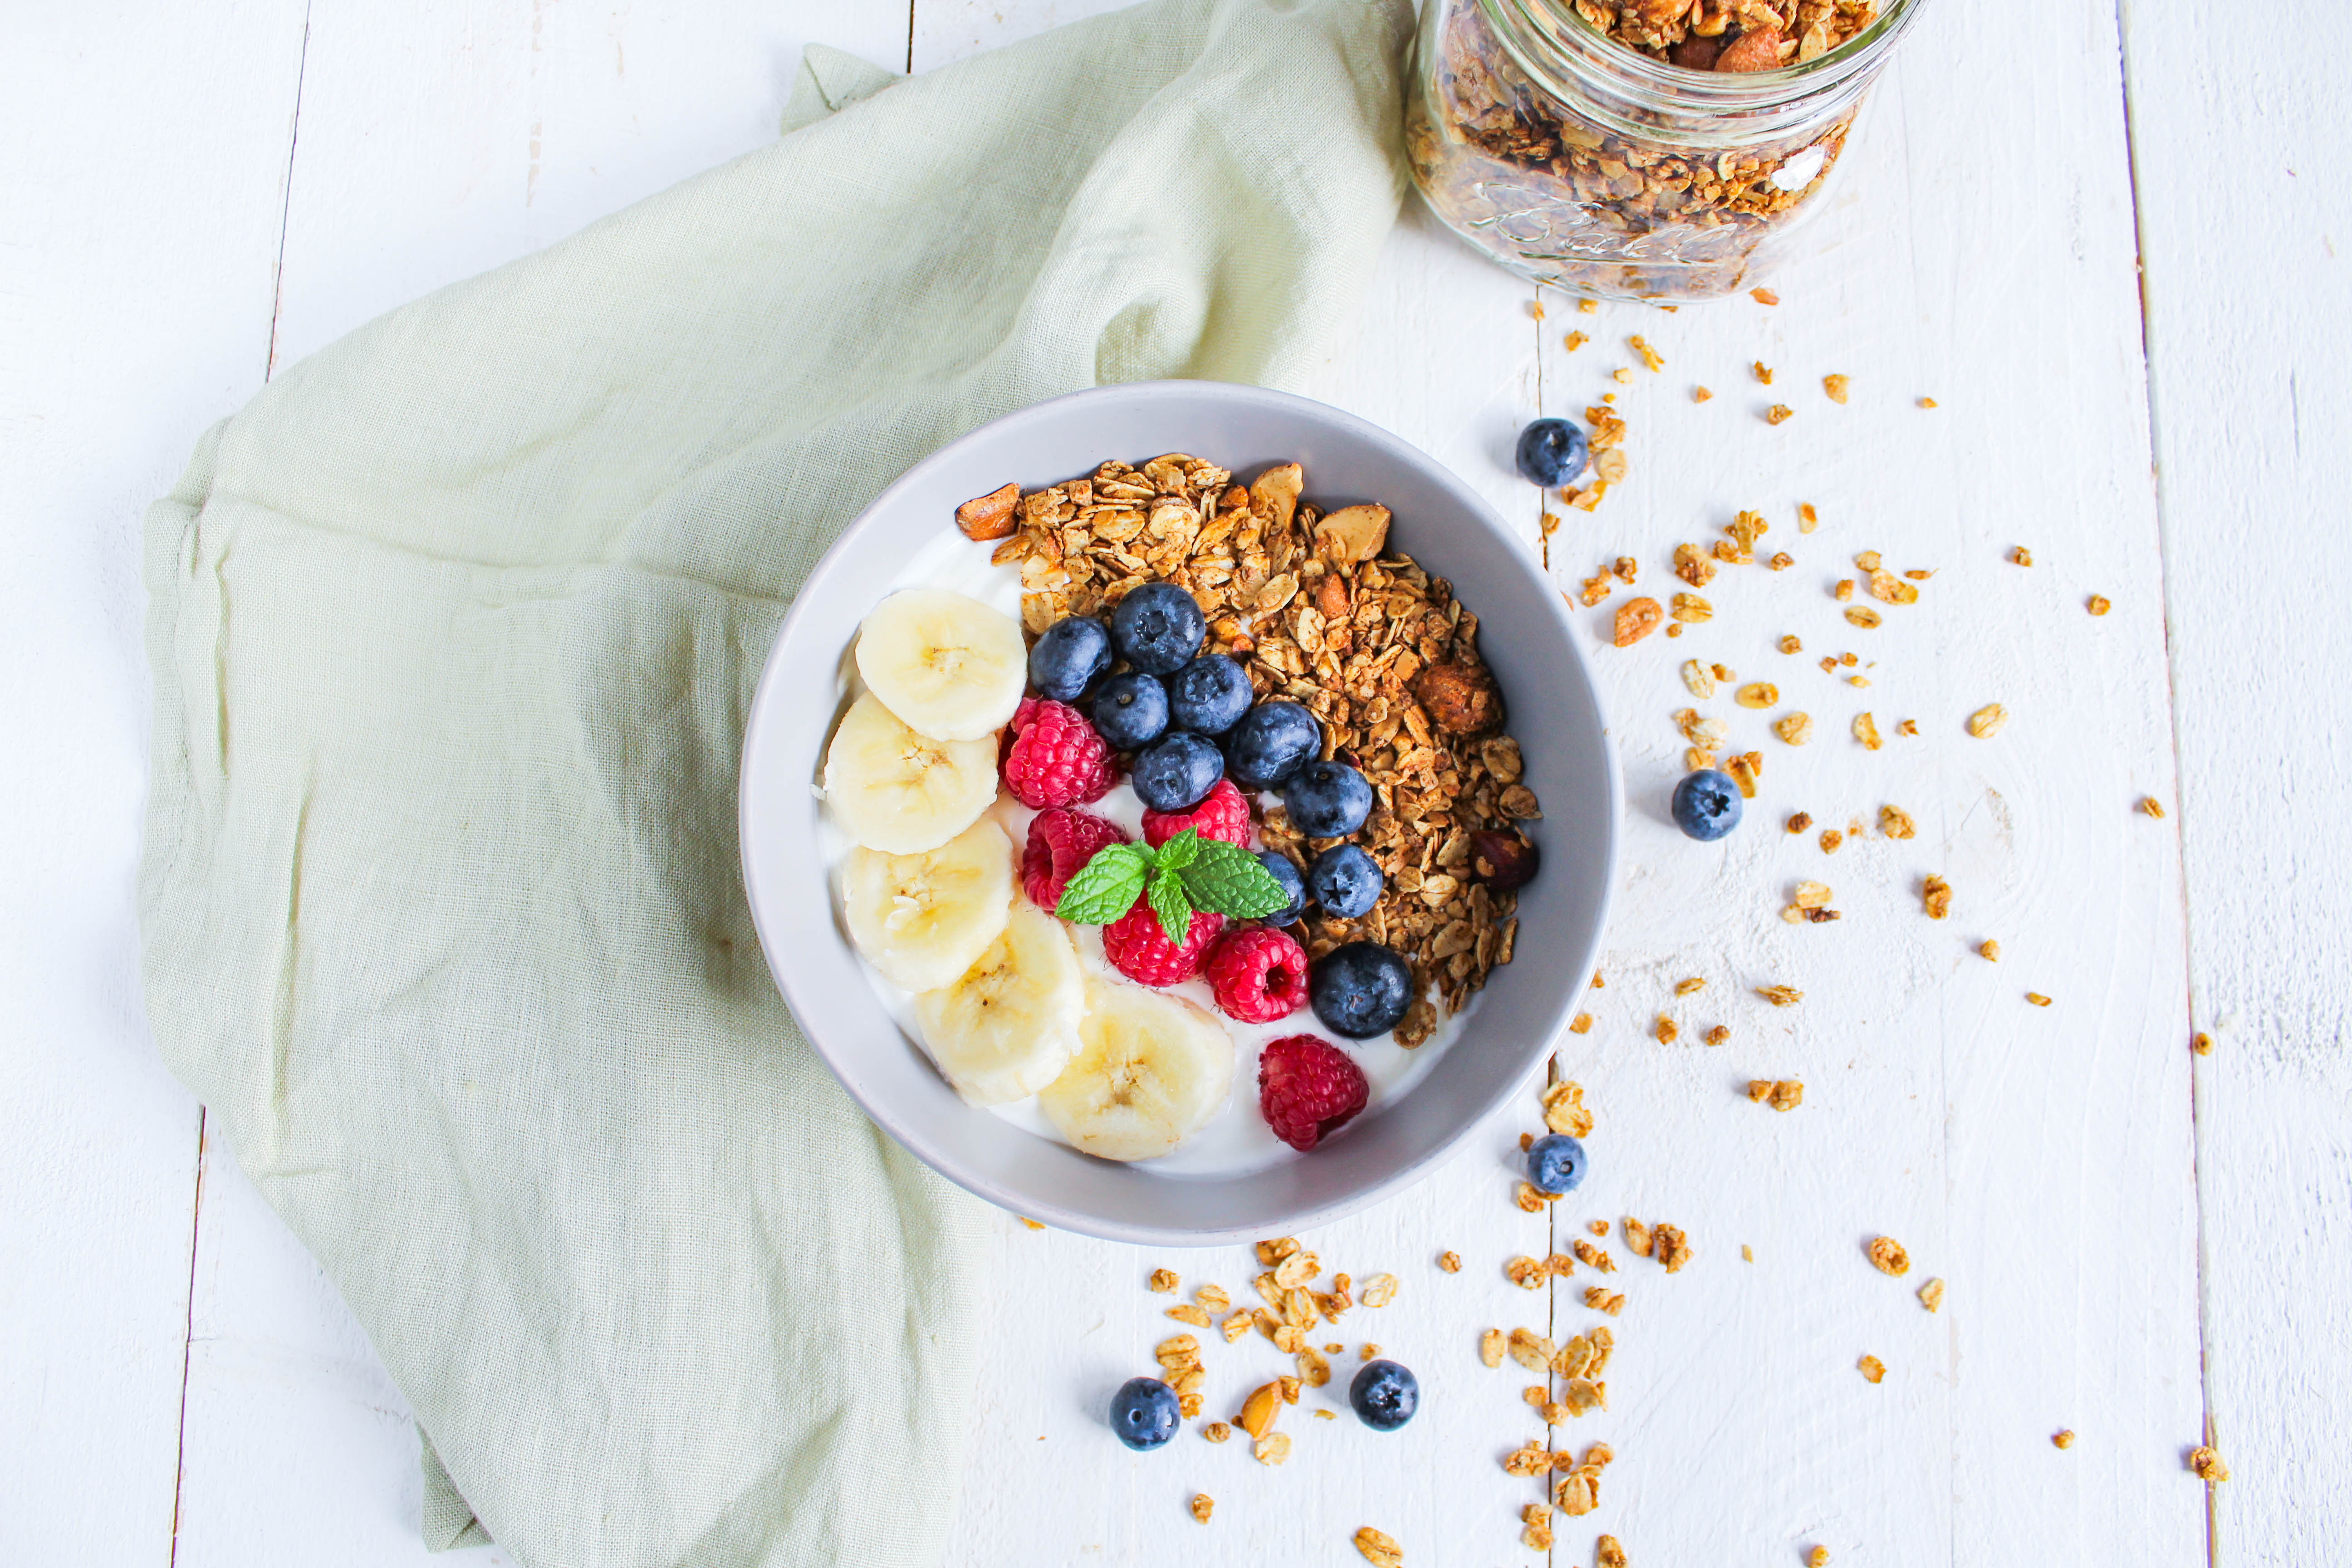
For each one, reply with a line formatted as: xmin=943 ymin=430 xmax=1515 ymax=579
xmin=913 ymin=902 xmax=1086 ymax=1106
xmin=1039 ymin=980 xmax=1235 ymax=1162
xmin=854 ymin=588 xmax=1027 ymax=742
xmin=823 ymin=691 xmax=1000 ymax=854
xmin=840 ymin=818 xmax=1016 ymax=993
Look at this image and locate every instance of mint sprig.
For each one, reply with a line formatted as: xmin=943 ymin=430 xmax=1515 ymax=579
xmin=1053 ymin=827 xmax=1292 ymax=941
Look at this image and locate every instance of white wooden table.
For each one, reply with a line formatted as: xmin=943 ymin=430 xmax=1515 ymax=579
xmin=5 ymin=1 xmax=2343 ymax=1563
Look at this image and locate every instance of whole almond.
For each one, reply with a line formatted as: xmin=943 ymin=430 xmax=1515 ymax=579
xmin=1716 ymin=26 xmax=1784 ymax=72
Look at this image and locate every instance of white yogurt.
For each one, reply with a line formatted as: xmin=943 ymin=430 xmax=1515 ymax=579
xmin=817 ymin=529 xmax=1480 ymax=1177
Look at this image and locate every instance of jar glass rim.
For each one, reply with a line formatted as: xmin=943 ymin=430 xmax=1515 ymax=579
xmin=1478 ymin=0 xmax=1930 ymax=117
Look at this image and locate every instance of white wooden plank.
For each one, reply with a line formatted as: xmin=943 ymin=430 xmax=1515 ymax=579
xmin=166 ymin=5 xmax=913 ymax=1564
xmin=0 ymin=1 xmax=312 ymax=1561
xmin=2120 ymin=2 xmax=2352 ymax=1561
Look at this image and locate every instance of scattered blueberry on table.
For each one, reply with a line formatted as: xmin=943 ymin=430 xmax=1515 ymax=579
xmin=1348 ymin=1359 xmax=1419 ymax=1431
xmin=1307 ymin=843 xmax=1384 ymax=919
xmin=1255 ymin=850 xmax=1308 ymax=926
xmin=1309 ymin=941 xmax=1413 ymax=1039
xmin=1526 ymin=1132 xmax=1587 ymax=1196
xmin=1282 ymin=759 xmax=1373 ymax=838
xmin=1026 ymin=615 xmax=1110 ymax=702
xmin=1514 ymin=417 xmax=1590 ymax=488
xmin=1109 ymin=1376 xmax=1181 ymax=1450
xmin=1131 ymin=731 xmax=1225 ymax=813
xmin=1109 ymin=581 xmax=1205 ymax=676
xmin=1091 ymin=670 xmax=1169 ymax=750
xmin=1224 ymin=700 xmax=1322 ymax=789
xmin=1671 ymin=768 xmax=1743 ymax=841
xmin=1166 ymin=653 xmax=1253 ymax=735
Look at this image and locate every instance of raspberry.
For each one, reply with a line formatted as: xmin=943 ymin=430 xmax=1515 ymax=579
xmin=1022 ymin=809 xmax=1129 ymax=911
xmin=1205 ymin=927 xmax=1310 ymax=1024
xmin=1002 ymin=699 xmax=1117 ymax=808
xmin=1102 ymin=903 xmax=1224 ymax=987
xmin=1257 ymin=1035 xmax=1370 ymax=1152
xmin=1142 ymin=777 xmax=1252 ymax=849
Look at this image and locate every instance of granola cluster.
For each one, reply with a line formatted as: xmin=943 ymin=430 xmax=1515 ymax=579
xmin=986 ymin=455 xmax=1535 ymax=1041
xmin=1407 ymin=1 xmax=1868 ymax=299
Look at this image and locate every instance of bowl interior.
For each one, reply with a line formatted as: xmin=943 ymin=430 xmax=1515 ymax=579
xmin=740 ymin=382 xmax=1618 ymax=1245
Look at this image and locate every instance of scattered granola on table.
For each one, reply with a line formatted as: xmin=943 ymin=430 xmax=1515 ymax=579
xmin=1867 ymin=1236 xmax=1910 ymax=1276
xmin=1858 ymin=1354 xmax=1886 ymax=1384
xmin=2190 ymin=1445 xmax=2230 ymax=1483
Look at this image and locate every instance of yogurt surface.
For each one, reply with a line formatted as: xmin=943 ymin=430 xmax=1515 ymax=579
xmin=817 ymin=527 xmax=1479 ymax=1178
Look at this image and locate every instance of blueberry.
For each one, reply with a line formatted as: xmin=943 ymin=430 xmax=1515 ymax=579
xmin=1132 ymin=732 xmax=1225 ymax=813
xmin=1109 ymin=583 xmax=1205 ymax=676
xmin=1109 ymin=1376 xmax=1181 ymax=1450
xmin=1527 ymin=1133 xmax=1587 ymax=1196
xmin=1027 ymin=616 xmax=1112 ymax=701
xmin=1348 ymin=1359 xmax=1419 ymax=1432
xmin=1282 ymin=760 xmax=1373 ymax=839
xmin=1309 ymin=941 xmax=1413 ymax=1039
xmin=1514 ymin=417 xmax=1590 ymax=488
xmin=1167 ymin=655 xmax=1253 ymax=736
xmin=1256 ymin=851 xmax=1308 ymax=926
xmin=1092 ymin=671 xmax=1170 ymax=751
xmin=1225 ymin=701 xmax=1323 ymax=789
xmin=1307 ymin=844 xmax=1384 ymax=919
xmin=1671 ymin=768 xmax=1743 ymax=841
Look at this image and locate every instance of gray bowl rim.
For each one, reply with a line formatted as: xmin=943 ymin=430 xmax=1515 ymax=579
xmin=738 ymin=379 xmax=1621 ymax=1246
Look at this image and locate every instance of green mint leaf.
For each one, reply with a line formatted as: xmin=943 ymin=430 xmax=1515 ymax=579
xmin=1177 ymin=838 xmax=1294 ymax=920
xmin=1151 ymin=828 xmax=1201 ymax=872
xmin=1055 ymin=843 xmax=1151 ymax=925
xmin=1146 ymin=867 xmax=1194 ymax=945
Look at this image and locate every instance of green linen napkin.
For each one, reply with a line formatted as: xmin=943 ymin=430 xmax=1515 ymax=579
xmin=137 ymin=1 xmax=1410 ymax=1564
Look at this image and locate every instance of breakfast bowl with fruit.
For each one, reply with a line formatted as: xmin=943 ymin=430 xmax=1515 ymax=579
xmin=739 ymin=382 xmax=1618 ymax=1245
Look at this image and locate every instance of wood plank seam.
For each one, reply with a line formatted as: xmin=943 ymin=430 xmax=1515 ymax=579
xmin=2107 ymin=10 xmax=2220 ymax=1562
xmin=263 ymin=0 xmax=318 ymax=382
xmin=166 ymin=1110 xmax=210 ymax=1568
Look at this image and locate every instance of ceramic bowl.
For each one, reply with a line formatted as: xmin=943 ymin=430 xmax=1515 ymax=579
xmin=739 ymin=382 xmax=1618 ymax=1245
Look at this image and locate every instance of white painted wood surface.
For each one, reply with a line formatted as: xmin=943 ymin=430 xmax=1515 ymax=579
xmin=2 ymin=0 xmax=2336 ymax=1563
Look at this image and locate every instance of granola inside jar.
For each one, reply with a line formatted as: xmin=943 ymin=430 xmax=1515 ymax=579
xmin=1407 ymin=0 xmax=1929 ymax=301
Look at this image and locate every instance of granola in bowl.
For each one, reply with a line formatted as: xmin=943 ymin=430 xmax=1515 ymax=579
xmin=812 ymin=452 xmax=1542 ymax=1178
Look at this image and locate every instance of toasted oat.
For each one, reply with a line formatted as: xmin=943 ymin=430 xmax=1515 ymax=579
xmin=2193 ymin=1031 xmax=2214 ymax=1056
xmin=1898 ymin=718 xmax=1918 ymax=736
xmin=1808 ymin=1548 xmax=1830 ymax=1567
xmin=1753 ymin=361 xmax=1774 ymax=385
xmin=2087 ymin=595 xmax=2111 ymax=616
xmin=1629 ymin=335 xmax=1664 ymax=372
xmin=1360 ymin=1343 xmax=1380 ymax=1361
xmin=1854 ymin=712 xmax=1882 ymax=750
xmin=1654 ymin=1015 xmax=1679 ymax=1044
xmin=1221 ymin=1309 xmax=1254 ymax=1343
xmin=1749 ymin=1078 xmax=1804 ymax=1111
xmin=1820 ymin=828 xmax=1843 ymax=853
xmin=1859 ymin=1355 xmax=1886 ymax=1384
xmin=1480 ymin=1328 xmax=1504 ymax=1367
xmin=2140 ymin=796 xmax=2166 ymax=818
xmin=1735 ymin=681 xmax=1777 ymax=709
xmin=1919 ymin=1277 xmax=1946 ymax=1312
xmin=2190 ymin=1446 xmax=2230 ymax=1483
xmin=1756 ymin=985 xmax=1803 ymax=1007
xmin=1868 ymin=1236 xmax=1911 ymax=1276
xmin=1166 ymin=1303 xmax=1212 ymax=1326
xmin=1195 ymin=1283 xmax=1231 ymax=1315
xmin=1824 ymin=373 xmax=1850 ymax=404
xmin=1727 ymin=751 xmax=1761 ymax=797
xmin=1439 ymin=1250 xmax=1463 ymax=1274
xmin=2053 ymin=1430 xmax=2076 ymax=1450
xmin=1798 ymin=502 xmax=1819 ymax=533
xmin=1653 ymin=1225 xmax=1692 ymax=1272
xmin=1670 ymin=592 xmax=1713 ymax=624
xmin=1257 ymin=1237 xmax=1299 ymax=1267
xmin=1704 ymin=1024 xmax=1730 ymax=1045
xmin=1544 ymin=1079 xmax=1595 ymax=1137
xmin=1597 ymin=1533 xmax=1629 ymax=1568
xmin=1673 ymin=976 xmax=1707 ymax=998
xmin=1741 ymin=1245 xmax=1753 ymax=1262
xmin=1569 ymin=1012 xmax=1593 ymax=1034
xmin=1680 ymin=658 xmax=1715 ymax=698
xmin=1516 ymin=1181 xmax=1550 ymax=1214
xmin=1834 ymin=579 xmax=1855 ymax=602
xmin=1298 ymin=1345 xmax=1331 ymax=1387
xmin=1878 ymin=804 xmax=1916 ymax=839
xmin=1202 ymin=1421 xmax=1231 ymax=1443
xmin=2009 ymin=545 xmax=2033 ymax=567
xmin=1844 ymin=606 xmax=1882 ymax=628
xmin=1623 ymin=1218 xmax=1652 ymax=1257
xmin=1967 ymin=703 xmax=2010 ymax=738
xmin=1507 ymin=1255 xmax=1548 ymax=1290
xmin=1584 ymin=1287 xmax=1626 ymax=1316
xmin=1521 ymin=1504 xmax=1555 ymax=1550
xmin=1254 ymin=1432 xmax=1292 ymax=1466
xmin=1979 ymin=940 xmax=2000 ymax=962
xmin=1918 ymin=397 xmax=1938 ymax=408
xmin=1573 ymin=1240 xmax=1616 ymax=1273
xmin=1787 ymin=811 xmax=1813 ymax=833
xmin=1612 ymin=368 xmax=1633 ymax=384
xmin=1565 ymin=331 xmax=1588 ymax=351
xmin=2027 ymin=992 xmax=2053 ymax=1007
xmin=1775 ymin=712 xmax=1815 ymax=745
xmin=1522 ymin=1384 xmax=1548 ymax=1408
xmin=1923 ymin=875 xmax=1952 ymax=920
xmin=1504 ymin=1441 xmax=1550 ymax=1477
xmin=1545 ymin=1251 xmax=1578 ymax=1278
xmin=1019 ymin=1217 xmax=1045 ymax=1230
xmin=1190 ymin=1493 xmax=1214 ymax=1524
xmin=1767 ymin=404 xmax=1794 ymax=425
xmin=1148 ymin=1269 xmax=1179 ymax=1294
xmin=1614 ymin=597 xmax=1664 ymax=646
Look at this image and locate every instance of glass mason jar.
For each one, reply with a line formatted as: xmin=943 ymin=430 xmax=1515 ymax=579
xmin=1406 ymin=0 xmax=1928 ymax=302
